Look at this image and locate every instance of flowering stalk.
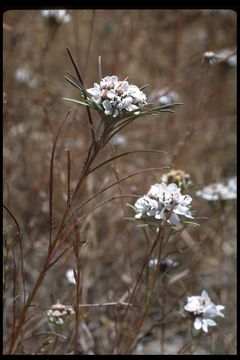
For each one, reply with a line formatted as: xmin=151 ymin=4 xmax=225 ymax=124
xmin=120 ymin=204 xmax=176 ymax=354
xmin=7 ymin=50 xmax=181 ymax=354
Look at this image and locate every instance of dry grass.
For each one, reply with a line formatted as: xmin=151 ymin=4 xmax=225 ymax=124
xmin=3 ymin=9 xmax=236 ymax=355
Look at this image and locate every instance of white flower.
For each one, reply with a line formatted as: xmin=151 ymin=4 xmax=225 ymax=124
xmin=134 ymin=182 xmax=193 ymax=226
xmin=149 ymin=87 xmax=179 ymax=106
xmin=203 ymin=48 xmax=236 ymax=67
xmin=86 ymin=75 xmax=148 ymax=118
xmin=46 ymin=302 xmax=75 ymax=326
xmin=41 ymin=10 xmax=71 ymax=23
xmin=149 ymin=257 xmax=178 ymax=268
xmin=15 ymin=67 xmax=38 ymax=88
xmin=66 ymin=269 xmax=76 ymax=285
xmin=184 ymin=290 xmax=225 ymax=333
xmin=160 ymin=169 xmax=192 ymax=189
xmin=196 ymin=177 xmax=237 ymax=201
xmin=109 ymin=134 xmax=126 ymax=147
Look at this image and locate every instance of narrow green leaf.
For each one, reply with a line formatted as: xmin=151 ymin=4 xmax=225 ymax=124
xmin=62 ymin=98 xmax=90 ymax=107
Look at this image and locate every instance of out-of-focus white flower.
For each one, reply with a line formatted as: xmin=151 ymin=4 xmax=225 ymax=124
xmin=46 ymin=302 xmax=75 ymax=327
xmin=41 ymin=10 xmax=71 ymax=24
xmin=184 ymin=290 xmax=225 ymax=333
xmin=66 ymin=269 xmax=76 ymax=285
xmin=161 ymin=169 xmax=192 ymax=190
xmin=109 ymin=134 xmax=126 ymax=147
xmin=15 ymin=67 xmax=38 ymax=88
xmin=149 ymin=257 xmax=179 ymax=268
xmin=227 ymin=176 xmax=237 ymax=194
xmin=87 ymin=75 xmax=147 ymax=118
xmin=196 ymin=176 xmax=237 ymax=201
xmin=149 ymin=87 xmax=179 ymax=107
xmin=134 ymin=182 xmax=193 ymax=226
xmin=203 ymin=48 xmax=236 ymax=67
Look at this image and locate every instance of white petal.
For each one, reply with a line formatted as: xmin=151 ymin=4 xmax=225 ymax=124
xmin=126 ymin=104 xmax=139 ymax=111
xmin=102 ymin=100 xmax=113 ymax=115
xmin=111 ymin=76 xmax=119 ymax=84
xmin=154 ymin=210 xmax=164 ymax=220
xmin=167 ymin=213 xmax=180 ymax=226
xmin=216 ymin=305 xmax=225 ymax=317
xmin=174 ymin=204 xmax=192 ymax=218
xmin=113 ymin=109 xmax=119 ymax=117
xmin=201 ymin=290 xmax=211 ymax=302
xmin=87 ymin=87 xmax=100 ymax=99
xmin=194 ymin=317 xmax=202 ymax=330
xmin=121 ymin=81 xmax=129 ymax=91
xmin=202 ymin=319 xmax=208 ymax=333
xmin=206 ymin=319 xmax=217 ymax=326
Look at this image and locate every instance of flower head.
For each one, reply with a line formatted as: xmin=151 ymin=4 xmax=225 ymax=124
xmin=184 ymin=290 xmax=225 ymax=333
xmin=15 ymin=66 xmax=38 ymax=88
xmin=41 ymin=10 xmax=71 ymax=25
xmin=149 ymin=87 xmax=179 ymax=107
xmin=149 ymin=257 xmax=179 ymax=270
xmin=196 ymin=176 xmax=236 ymax=201
xmin=134 ymin=182 xmax=193 ymax=226
xmin=203 ymin=48 xmax=236 ymax=67
xmin=86 ymin=75 xmax=148 ymax=118
xmin=161 ymin=169 xmax=192 ymax=190
xmin=46 ymin=302 xmax=75 ymax=327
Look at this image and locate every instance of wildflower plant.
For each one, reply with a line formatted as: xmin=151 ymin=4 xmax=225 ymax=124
xmin=5 ymin=49 xmax=182 ymax=355
xmin=3 ymin=10 xmax=236 ymax=355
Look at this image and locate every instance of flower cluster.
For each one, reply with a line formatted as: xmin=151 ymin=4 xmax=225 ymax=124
xmin=46 ymin=303 xmax=75 ymax=326
xmin=184 ymin=290 xmax=225 ymax=333
xmin=196 ymin=176 xmax=236 ymax=201
xmin=161 ymin=169 xmax=192 ymax=190
xmin=87 ymin=75 xmax=148 ymax=118
xmin=134 ymin=182 xmax=193 ymax=226
xmin=41 ymin=10 xmax=71 ymax=24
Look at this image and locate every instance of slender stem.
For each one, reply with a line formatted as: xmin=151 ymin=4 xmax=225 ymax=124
xmin=65 ymin=149 xmax=71 ymax=209
xmin=7 ymin=139 xmax=99 ymax=354
xmin=70 ymin=167 xmax=169 ymax=220
xmin=3 ymin=204 xmax=26 ymax=304
xmin=49 ymin=111 xmax=71 ymax=250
